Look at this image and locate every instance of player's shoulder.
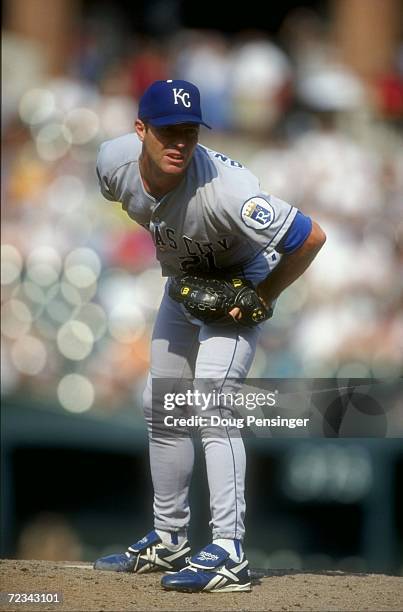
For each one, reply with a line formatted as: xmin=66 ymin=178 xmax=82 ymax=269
xmin=194 ymin=145 xmax=295 ymax=229
xmin=197 ymin=144 xmax=252 ymax=177
xmin=196 ymin=144 xmax=260 ymax=198
xmin=97 ymin=132 xmax=141 ymax=175
xmin=198 ymin=144 xmax=246 ymax=172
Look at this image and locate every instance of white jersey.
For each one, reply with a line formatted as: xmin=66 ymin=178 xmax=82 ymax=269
xmin=96 ymin=133 xmax=298 ymax=283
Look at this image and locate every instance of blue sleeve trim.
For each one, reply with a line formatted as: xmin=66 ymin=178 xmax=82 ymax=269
xmin=276 ymin=211 xmax=312 ymax=254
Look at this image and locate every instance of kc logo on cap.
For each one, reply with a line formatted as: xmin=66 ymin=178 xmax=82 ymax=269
xmin=172 ymin=88 xmax=191 ymax=108
xmin=138 ymin=79 xmax=211 ymax=129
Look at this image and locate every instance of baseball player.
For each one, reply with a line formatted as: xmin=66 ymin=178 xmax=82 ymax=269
xmin=93 ymin=79 xmax=326 ymax=592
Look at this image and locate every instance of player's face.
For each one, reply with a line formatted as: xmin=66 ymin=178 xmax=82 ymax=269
xmin=136 ymin=121 xmax=199 ymax=175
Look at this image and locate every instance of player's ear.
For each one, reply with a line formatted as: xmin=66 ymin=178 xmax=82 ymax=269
xmin=135 ymin=119 xmax=147 ymax=142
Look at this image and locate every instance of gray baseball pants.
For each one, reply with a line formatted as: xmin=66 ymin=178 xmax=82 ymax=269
xmin=142 ymin=281 xmax=261 ymax=541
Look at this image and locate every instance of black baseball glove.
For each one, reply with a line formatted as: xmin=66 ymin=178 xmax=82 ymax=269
xmin=168 ymin=275 xmax=272 ymax=326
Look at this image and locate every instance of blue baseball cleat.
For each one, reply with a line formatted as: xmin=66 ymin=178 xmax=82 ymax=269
xmin=161 ymin=543 xmax=251 ymax=592
xmin=93 ymin=530 xmax=191 ymax=573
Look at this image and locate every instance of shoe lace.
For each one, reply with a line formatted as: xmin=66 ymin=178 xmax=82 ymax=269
xmin=133 ymin=543 xmax=163 ymax=571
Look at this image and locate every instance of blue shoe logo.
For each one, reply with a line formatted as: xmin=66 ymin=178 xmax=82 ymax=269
xmin=197 ymin=551 xmax=219 ymax=562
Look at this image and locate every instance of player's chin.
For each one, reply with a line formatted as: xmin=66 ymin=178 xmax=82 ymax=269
xmin=162 ymin=160 xmax=187 ymax=174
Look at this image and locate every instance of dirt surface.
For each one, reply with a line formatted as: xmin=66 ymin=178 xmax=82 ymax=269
xmin=0 ymin=560 xmax=402 ymax=612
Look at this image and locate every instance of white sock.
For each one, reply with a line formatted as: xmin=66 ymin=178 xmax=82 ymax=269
xmin=156 ymin=529 xmax=187 ymax=549
xmin=213 ymin=538 xmax=243 ymax=562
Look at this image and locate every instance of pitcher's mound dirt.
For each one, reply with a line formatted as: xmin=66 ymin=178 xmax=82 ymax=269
xmin=0 ymin=560 xmax=402 ymax=611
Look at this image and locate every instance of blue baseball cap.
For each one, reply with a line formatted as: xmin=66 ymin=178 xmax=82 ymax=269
xmin=138 ymin=79 xmax=211 ymax=129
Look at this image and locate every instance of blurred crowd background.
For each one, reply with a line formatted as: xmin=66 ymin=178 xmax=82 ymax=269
xmin=1 ymin=0 xmax=402 ymax=573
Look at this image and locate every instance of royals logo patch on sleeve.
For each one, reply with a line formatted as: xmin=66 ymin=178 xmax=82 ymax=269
xmin=241 ymin=197 xmax=275 ymax=230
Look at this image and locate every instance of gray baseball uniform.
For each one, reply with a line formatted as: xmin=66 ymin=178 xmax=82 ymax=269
xmin=97 ymin=133 xmax=298 ymax=541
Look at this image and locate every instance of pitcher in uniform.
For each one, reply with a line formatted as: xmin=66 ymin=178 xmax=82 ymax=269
xmin=93 ymin=80 xmax=326 ymax=592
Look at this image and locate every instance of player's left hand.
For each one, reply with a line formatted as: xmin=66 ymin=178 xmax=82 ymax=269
xmin=169 ymin=275 xmax=273 ymax=327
